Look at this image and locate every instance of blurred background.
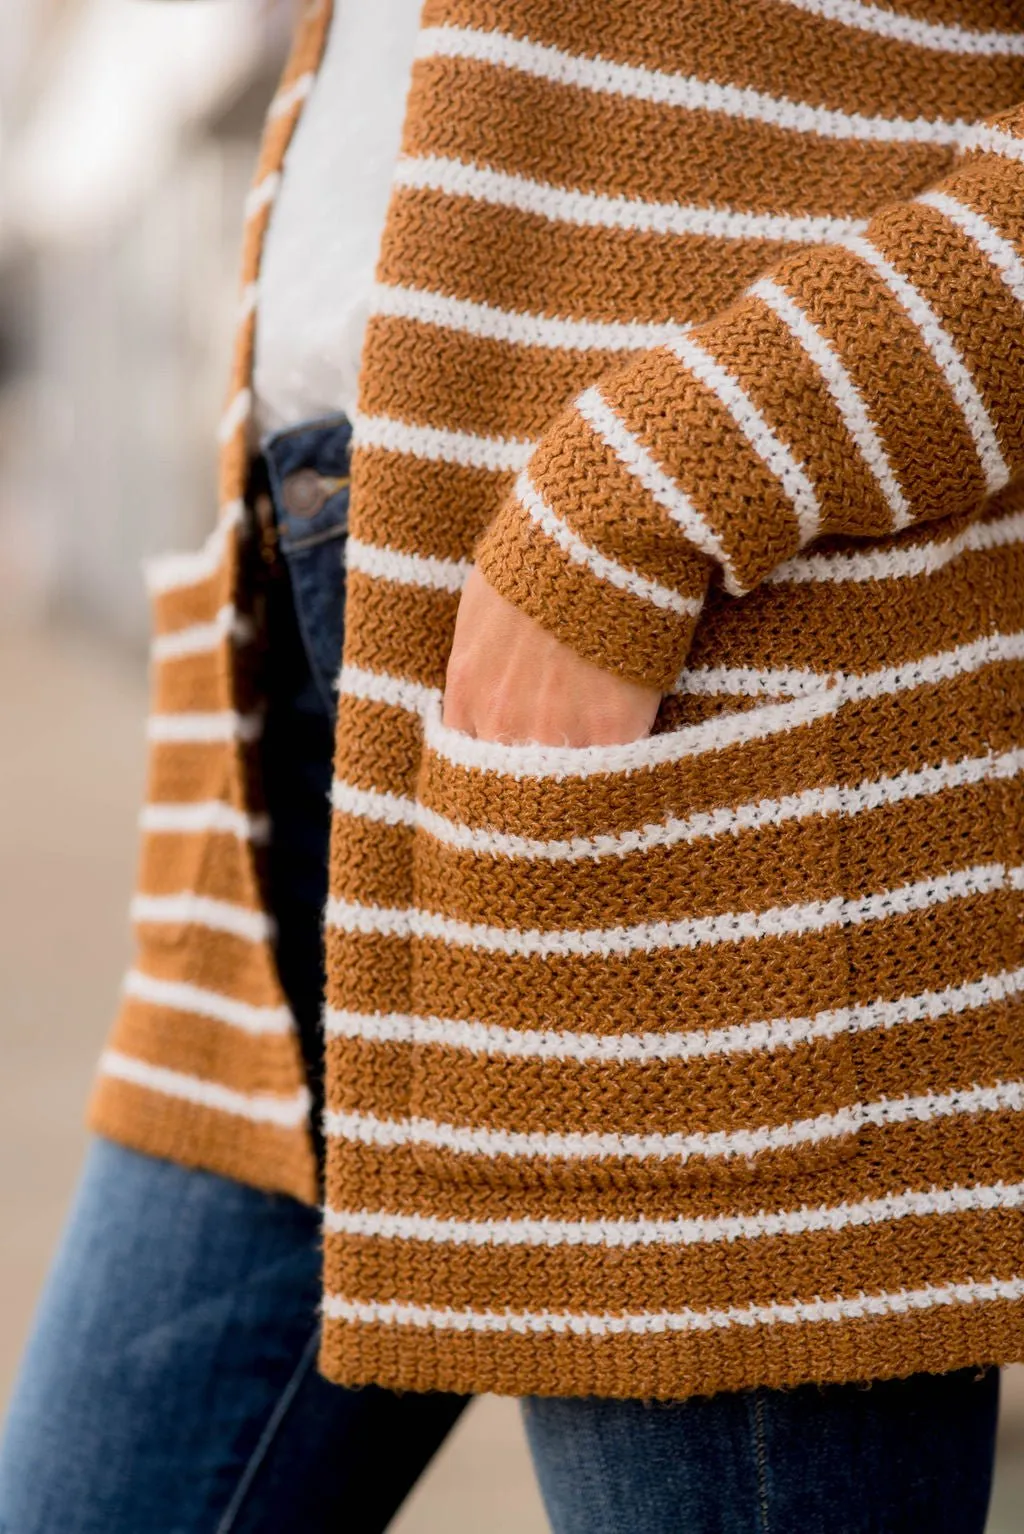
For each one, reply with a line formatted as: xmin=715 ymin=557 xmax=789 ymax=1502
xmin=0 ymin=2 xmax=1020 ymax=1529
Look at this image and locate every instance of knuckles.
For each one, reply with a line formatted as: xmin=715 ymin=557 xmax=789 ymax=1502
xmin=444 ymin=594 xmax=659 ymax=745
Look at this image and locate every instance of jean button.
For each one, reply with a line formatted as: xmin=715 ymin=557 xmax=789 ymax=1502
xmin=282 ymin=468 xmax=327 ymax=519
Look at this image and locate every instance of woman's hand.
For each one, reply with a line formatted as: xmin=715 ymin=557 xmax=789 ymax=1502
xmin=443 ymin=567 xmax=661 ymax=747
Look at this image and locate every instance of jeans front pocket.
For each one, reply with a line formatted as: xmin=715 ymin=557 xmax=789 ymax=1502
xmin=406 ymin=690 xmax=862 ymax=1199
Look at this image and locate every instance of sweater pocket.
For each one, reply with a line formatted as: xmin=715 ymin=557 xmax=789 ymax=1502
xmin=406 ymin=688 xmax=862 ymax=1196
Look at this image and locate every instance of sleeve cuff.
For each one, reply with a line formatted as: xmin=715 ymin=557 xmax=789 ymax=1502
xmin=474 ymin=391 xmax=711 ymax=691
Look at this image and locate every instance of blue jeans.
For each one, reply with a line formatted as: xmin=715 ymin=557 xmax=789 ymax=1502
xmin=524 ymin=1375 xmax=999 ymax=1533
xmin=0 ymin=415 xmax=1001 ymax=1533
xmin=0 ymin=1140 xmax=467 ymax=1534
xmin=0 ymin=1140 xmax=1000 ymax=1534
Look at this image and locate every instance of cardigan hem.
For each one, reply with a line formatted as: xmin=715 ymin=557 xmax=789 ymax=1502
xmin=318 ymin=1301 xmax=1024 ymax=1401
xmin=88 ymin=1075 xmax=318 ymax=1208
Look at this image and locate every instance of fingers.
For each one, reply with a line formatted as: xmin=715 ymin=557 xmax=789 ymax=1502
xmin=443 ymin=565 xmax=661 ymax=748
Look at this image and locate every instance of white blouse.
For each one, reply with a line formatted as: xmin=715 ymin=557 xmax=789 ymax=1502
xmin=253 ymin=0 xmax=423 ymax=433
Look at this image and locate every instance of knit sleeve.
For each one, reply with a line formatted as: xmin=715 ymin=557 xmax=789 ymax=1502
xmin=473 ymin=109 xmax=1024 ymax=691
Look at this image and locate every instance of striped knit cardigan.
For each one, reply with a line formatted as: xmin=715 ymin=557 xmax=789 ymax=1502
xmin=92 ymin=0 xmax=1024 ymax=1402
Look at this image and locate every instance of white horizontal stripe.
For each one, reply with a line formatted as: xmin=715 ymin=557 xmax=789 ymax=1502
xmin=323 ymin=1273 xmax=1024 ymax=1336
xmin=122 ymin=968 xmax=291 ymax=1034
xmin=919 ymin=190 xmax=1024 ymax=308
xmin=324 ymin=965 xmax=1024 ymax=1066
xmin=840 ymin=629 xmax=1024 ymax=703
xmin=146 ymin=710 xmax=264 ymax=745
xmin=516 ymin=471 xmax=703 ymax=616
xmin=675 ymin=663 xmax=836 ymax=697
xmin=962 ymin=124 xmax=1024 ymax=163
xmin=416 ymin=25 xmax=968 ymax=145
xmin=394 ymin=153 xmax=868 ymax=243
xmin=324 ymin=1178 xmax=1024 ymax=1250
xmin=351 ymin=409 xmax=534 ymax=471
xmin=244 ymin=172 xmax=280 ymax=219
xmin=100 ymin=1049 xmax=308 ymax=1127
xmin=371 ymin=280 xmax=689 ymax=352
xmin=347 ymin=629 xmax=1024 ymax=779
xmin=670 ymin=334 xmax=822 ymax=545
xmin=844 ymin=234 xmax=1009 ymax=495
xmin=151 ymin=604 xmax=254 ymax=663
xmin=575 ymin=386 xmax=739 ymax=590
xmin=268 ymin=70 xmax=314 ymax=119
xmin=778 ymin=0 xmax=1024 ymax=55
xmin=139 ymin=801 xmax=270 ymax=844
xmin=676 ymin=637 xmax=1024 ymax=701
xmin=670 ymin=638 xmax=1024 ymax=698
xmin=332 ymin=747 xmax=1024 ymax=864
xmin=347 ymin=538 xmax=470 ymax=595
xmin=772 ymin=507 xmax=1024 ymax=583
xmin=217 ymin=388 xmax=252 ymax=446
xmin=332 ymin=782 xmax=419 ymax=832
xmin=144 ymin=500 xmax=244 ymax=595
xmin=130 ymin=893 xmax=274 ymax=945
xmin=324 ymin=1079 xmax=1024 ymax=1164
xmin=337 ymin=664 xmax=440 ymax=717
xmin=750 ymin=276 xmax=912 ymax=530
xmin=683 ymin=632 xmax=1024 ymax=706
xmin=326 ymin=863 xmax=1016 ymax=959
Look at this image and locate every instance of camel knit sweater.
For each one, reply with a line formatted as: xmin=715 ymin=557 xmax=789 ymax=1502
xmin=92 ymin=0 xmax=1024 ymax=1401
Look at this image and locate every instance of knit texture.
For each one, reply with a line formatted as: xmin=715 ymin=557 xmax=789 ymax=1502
xmin=94 ymin=0 xmax=1024 ymax=1400
xmin=88 ymin=1 xmax=331 ymax=1204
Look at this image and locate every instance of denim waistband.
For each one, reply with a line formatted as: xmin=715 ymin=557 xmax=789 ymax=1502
xmin=261 ymin=413 xmax=352 ymax=549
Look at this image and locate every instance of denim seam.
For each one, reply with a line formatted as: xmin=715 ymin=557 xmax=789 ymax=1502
xmin=280 ymin=522 xmax=349 ymax=555
xmin=752 ymin=1392 xmax=771 ymax=1534
xmin=214 ymin=1328 xmax=321 ymax=1534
